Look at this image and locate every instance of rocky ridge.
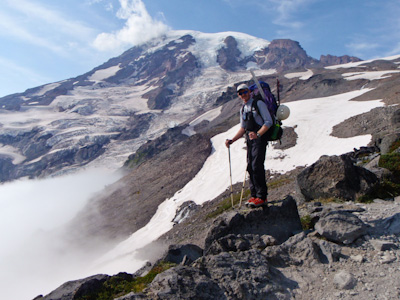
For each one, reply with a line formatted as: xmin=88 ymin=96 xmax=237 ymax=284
xmin=35 ymin=194 xmax=400 ymax=300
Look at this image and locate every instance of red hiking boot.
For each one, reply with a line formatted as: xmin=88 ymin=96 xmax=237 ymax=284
xmin=245 ymin=197 xmax=256 ymax=207
xmin=248 ymin=197 xmax=267 ymax=208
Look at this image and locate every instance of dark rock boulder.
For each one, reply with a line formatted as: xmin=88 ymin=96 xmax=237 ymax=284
xmin=35 ymin=274 xmax=109 ymax=300
xmin=192 ymin=250 xmax=296 ymax=299
xmin=314 ymin=210 xmax=368 ymax=244
xmin=172 ymin=201 xmax=200 ymax=224
xmin=296 ymin=154 xmax=378 ymax=201
xmin=147 ymin=265 xmax=226 ymax=300
xmin=161 ymin=244 xmax=203 ymax=265
xmin=204 ymin=196 xmax=303 ymax=252
xmin=262 ymin=232 xmax=321 ymax=267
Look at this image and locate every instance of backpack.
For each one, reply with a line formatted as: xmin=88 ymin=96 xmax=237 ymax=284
xmin=248 ymin=81 xmax=283 ymax=141
xmin=249 ymin=81 xmax=278 ymax=118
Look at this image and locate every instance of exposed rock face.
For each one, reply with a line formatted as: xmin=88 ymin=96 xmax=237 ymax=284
xmin=217 ymin=36 xmax=242 ymax=71
xmin=320 ymin=54 xmax=362 ymax=65
xmin=254 ymin=39 xmax=317 ymax=72
xmin=296 ymin=154 xmax=378 ymax=201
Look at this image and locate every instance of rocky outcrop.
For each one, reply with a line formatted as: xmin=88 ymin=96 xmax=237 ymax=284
xmin=296 ymin=154 xmax=378 ymax=201
xmin=252 ymin=39 xmax=317 ymax=72
xmin=38 ymin=195 xmax=400 ymax=300
xmin=217 ymin=36 xmax=242 ymax=71
xmin=320 ymin=54 xmax=362 ymax=66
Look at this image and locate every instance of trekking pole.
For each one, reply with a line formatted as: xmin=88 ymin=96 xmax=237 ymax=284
xmin=228 ymin=146 xmax=234 ymax=208
xmin=276 ymin=79 xmax=281 ymax=106
xmin=239 ymin=170 xmax=247 ymax=208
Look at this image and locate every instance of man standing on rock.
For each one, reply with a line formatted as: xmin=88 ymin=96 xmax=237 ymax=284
xmin=225 ymin=83 xmax=273 ymax=208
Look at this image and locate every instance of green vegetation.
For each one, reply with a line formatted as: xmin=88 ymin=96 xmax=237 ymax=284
xmin=268 ymin=174 xmax=294 ymax=189
xmin=379 ymin=152 xmax=400 ymax=178
xmin=300 ymin=215 xmax=313 ymax=230
xmin=206 ymin=189 xmax=251 ymax=219
xmin=358 ymin=143 xmax=400 ymax=202
xmin=76 ymin=261 xmax=176 ymax=300
xmin=388 ymin=139 xmax=400 ymax=153
xmin=314 ymin=197 xmax=344 ymax=204
xmin=124 ymin=150 xmax=147 ymax=168
xmin=357 ymin=179 xmax=400 ymax=203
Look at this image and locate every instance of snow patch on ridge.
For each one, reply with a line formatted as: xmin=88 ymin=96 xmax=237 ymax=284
xmin=342 ymin=70 xmax=400 ymax=81
xmin=88 ymin=65 xmax=122 ymax=82
xmin=285 ymin=69 xmax=313 ymax=80
xmin=0 ymin=144 xmax=25 ymax=164
xmin=325 ymin=54 xmax=400 ymax=69
xmin=182 ymin=106 xmax=222 ymax=136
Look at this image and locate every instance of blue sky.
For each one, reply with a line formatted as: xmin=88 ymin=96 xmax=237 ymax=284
xmin=0 ymin=0 xmax=399 ymax=98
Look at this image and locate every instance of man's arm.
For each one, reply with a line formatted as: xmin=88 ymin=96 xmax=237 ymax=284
xmin=225 ymin=127 xmax=246 ymax=147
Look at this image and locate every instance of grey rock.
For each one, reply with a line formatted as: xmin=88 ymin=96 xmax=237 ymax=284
xmin=38 ymin=274 xmax=109 ymax=300
xmin=204 ymin=196 xmax=303 ymax=254
xmin=382 ymin=213 xmax=400 ymax=234
xmin=318 ymin=239 xmax=342 ymax=265
xmin=315 ymin=211 xmax=367 ymax=244
xmin=161 ymin=244 xmax=203 ymax=265
xmin=114 ymin=292 xmax=147 ymax=300
xmin=370 ymin=239 xmax=398 ymax=251
xmin=297 ymin=154 xmax=378 ymax=201
xmin=333 ymin=270 xmax=357 ymax=290
xmin=172 ymin=201 xmax=199 ymax=224
xmin=148 ymin=265 xmax=226 ymax=300
xmin=379 ymin=133 xmax=400 ymax=154
xmin=263 ymin=232 xmax=321 ymax=267
xmin=196 ymin=250 xmax=296 ymax=299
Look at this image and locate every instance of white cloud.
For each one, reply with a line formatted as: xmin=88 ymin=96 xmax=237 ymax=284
xmin=4 ymin=0 xmax=94 ymax=40
xmin=93 ymin=0 xmax=170 ymax=51
xmin=0 ymin=167 xmax=123 ymax=300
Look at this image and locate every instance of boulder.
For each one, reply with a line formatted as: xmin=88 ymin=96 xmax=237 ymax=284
xmin=297 ymin=154 xmax=378 ymax=201
xmin=147 ymin=265 xmax=226 ymax=300
xmin=262 ymin=232 xmax=321 ymax=267
xmin=379 ymin=133 xmax=400 ymax=154
xmin=382 ymin=212 xmax=400 ymax=235
xmin=161 ymin=244 xmax=203 ymax=265
xmin=36 ymin=274 xmax=109 ymax=300
xmin=204 ymin=196 xmax=303 ymax=253
xmin=314 ymin=211 xmax=367 ymax=244
xmin=333 ymin=270 xmax=357 ymax=290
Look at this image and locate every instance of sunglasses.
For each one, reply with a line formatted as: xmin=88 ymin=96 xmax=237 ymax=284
xmin=238 ymin=90 xmax=249 ymax=96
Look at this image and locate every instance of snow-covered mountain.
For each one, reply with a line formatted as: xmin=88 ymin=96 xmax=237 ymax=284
xmin=1 ymin=30 xmax=400 ymax=300
xmin=0 ymin=30 xmax=360 ymax=182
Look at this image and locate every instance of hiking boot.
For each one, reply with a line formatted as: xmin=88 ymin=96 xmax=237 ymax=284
xmin=248 ymin=197 xmax=267 ymax=208
xmin=245 ymin=197 xmax=256 ymax=207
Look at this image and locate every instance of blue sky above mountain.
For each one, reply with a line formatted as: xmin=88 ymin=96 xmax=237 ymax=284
xmin=0 ymin=0 xmax=399 ymax=97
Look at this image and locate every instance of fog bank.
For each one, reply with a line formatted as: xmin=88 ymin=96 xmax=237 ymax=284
xmin=0 ymin=168 xmax=123 ymax=300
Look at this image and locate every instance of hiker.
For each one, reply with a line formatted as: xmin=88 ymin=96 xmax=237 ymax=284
xmin=225 ymin=83 xmax=273 ymax=207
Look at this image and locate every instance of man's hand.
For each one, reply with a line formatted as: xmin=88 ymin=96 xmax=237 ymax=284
xmin=225 ymin=139 xmax=233 ymax=148
xmin=248 ymin=132 xmax=258 ymax=140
